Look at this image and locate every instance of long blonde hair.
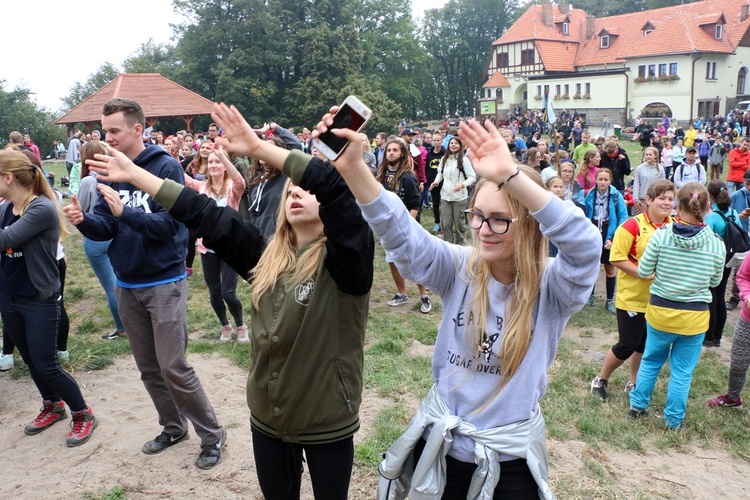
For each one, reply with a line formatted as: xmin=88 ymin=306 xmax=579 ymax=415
xmin=0 ymin=150 xmax=67 ymax=239
xmin=465 ymin=167 xmax=546 ymax=397
xmin=251 ymin=178 xmax=326 ymax=308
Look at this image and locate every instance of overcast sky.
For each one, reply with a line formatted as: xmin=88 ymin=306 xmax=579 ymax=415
xmin=2 ymin=0 xmax=447 ymax=112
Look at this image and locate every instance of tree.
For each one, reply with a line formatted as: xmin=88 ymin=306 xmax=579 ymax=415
xmin=60 ymin=62 xmax=120 ymax=112
xmin=122 ymin=40 xmax=179 ymax=77
xmin=421 ymin=0 xmax=518 ymax=118
xmin=559 ymin=0 xmax=694 ymax=18
xmin=355 ymin=0 xmax=429 ymax=119
xmin=0 ymin=81 xmax=66 ymax=156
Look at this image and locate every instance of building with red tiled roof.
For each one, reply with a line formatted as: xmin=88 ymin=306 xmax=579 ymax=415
xmin=55 ymin=73 xmax=215 ymax=134
xmin=479 ymin=0 xmax=750 ymax=128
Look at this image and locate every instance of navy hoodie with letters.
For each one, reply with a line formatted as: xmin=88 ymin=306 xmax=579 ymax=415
xmin=76 ymin=145 xmax=188 ymax=285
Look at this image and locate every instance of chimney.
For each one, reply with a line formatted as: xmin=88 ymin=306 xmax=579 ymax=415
xmin=560 ymin=3 xmax=570 ymax=15
xmin=542 ymin=2 xmax=553 ymax=28
xmin=742 ymin=4 xmax=749 ymax=23
xmin=586 ymin=15 xmax=596 ymax=39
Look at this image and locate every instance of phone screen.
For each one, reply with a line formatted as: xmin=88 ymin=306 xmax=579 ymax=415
xmin=316 ymin=103 xmax=366 ymax=156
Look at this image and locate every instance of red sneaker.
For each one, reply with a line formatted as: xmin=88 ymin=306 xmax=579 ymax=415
xmin=706 ymin=393 xmax=743 ymax=409
xmin=67 ymin=407 xmax=98 ymax=447
xmin=24 ymin=400 xmax=67 ymax=435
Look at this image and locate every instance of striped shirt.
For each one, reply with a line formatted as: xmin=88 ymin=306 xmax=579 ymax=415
xmin=638 ymin=220 xmax=725 ymax=334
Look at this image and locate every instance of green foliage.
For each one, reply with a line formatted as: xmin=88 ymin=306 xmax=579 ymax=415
xmin=0 ymin=81 xmax=66 ymax=155
xmin=421 ymin=0 xmax=518 ymax=117
xmin=122 ymin=40 xmax=180 ymax=76
xmin=562 ymin=0 xmax=698 ymax=17
xmin=83 ymin=486 xmax=127 ymax=500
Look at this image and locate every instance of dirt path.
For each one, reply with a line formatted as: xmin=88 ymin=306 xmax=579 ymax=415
xmin=2 ymin=347 xmax=749 ymax=499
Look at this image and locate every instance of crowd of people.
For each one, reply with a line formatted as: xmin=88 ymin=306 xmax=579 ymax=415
xmin=0 ymin=98 xmax=749 ymax=498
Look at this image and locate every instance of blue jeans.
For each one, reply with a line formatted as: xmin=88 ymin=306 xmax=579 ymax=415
xmin=0 ymin=291 xmax=86 ymax=410
xmin=83 ymin=237 xmax=124 ymax=331
xmin=630 ymin=324 xmax=704 ymax=428
xmin=727 ymin=180 xmax=743 ymax=195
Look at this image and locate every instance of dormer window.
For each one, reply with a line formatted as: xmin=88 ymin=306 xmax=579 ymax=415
xmin=600 ymin=35 xmax=610 ymax=49
xmin=562 ymin=22 xmax=569 ymax=35
xmin=716 ymin=24 xmax=723 ymax=39
xmin=644 ymin=29 xmax=653 ymax=36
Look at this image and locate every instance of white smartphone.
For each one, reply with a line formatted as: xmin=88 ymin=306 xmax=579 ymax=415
xmin=313 ymin=95 xmax=372 ymax=161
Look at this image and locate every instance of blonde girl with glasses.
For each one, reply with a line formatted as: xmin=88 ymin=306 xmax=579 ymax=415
xmin=312 ymin=112 xmax=600 ymax=499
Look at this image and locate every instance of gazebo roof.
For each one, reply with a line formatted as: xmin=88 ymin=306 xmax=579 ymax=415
xmin=54 ymin=73 xmax=215 ymax=126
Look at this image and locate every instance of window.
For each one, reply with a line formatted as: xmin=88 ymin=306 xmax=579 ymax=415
xmin=564 ymin=84 xmax=569 ymax=96
xmin=562 ymin=22 xmax=569 ymax=35
xmin=706 ymin=62 xmax=717 ymax=80
xmin=739 ymin=68 xmax=747 ymax=95
xmin=716 ymin=25 xmax=723 ymax=39
xmin=585 ymin=82 xmax=591 ymax=96
xmin=576 ymin=83 xmax=582 ymax=95
xmin=638 ymin=65 xmax=646 ymax=78
xmin=496 ymin=52 xmax=509 ymax=68
xmin=669 ymin=63 xmax=678 ymax=76
xmin=537 ymin=85 xmax=542 ymax=97
xmin=498 ymin=89 xmax=503 ymax=100
xmin=644 ymin=29 xmax=653 ymax=36
xmin=648 ymin=65 xmax=656 ymax=77
xmin=544 ymin=84 xmax=550 ymax=93
xmin=555 ymin=84 xmax=561 ymax=96
xmin=659 ymin=64 xmax=667 ymax=76
xmin=600 ymin=35 xmax=610 ymax=49
xmin=521 ymin=49 xmax=534 ymax=65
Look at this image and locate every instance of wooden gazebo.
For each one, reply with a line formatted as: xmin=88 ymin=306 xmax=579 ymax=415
xmin=54 ymin=73 xmax=215 ymax=134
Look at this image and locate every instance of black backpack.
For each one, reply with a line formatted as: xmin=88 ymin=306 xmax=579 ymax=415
xmin=716 ymin=210 xmax=750 ymax=260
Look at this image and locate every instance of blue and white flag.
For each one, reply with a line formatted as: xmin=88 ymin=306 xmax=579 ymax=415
xmin=541 ymin=93 xmax=556 ymax=126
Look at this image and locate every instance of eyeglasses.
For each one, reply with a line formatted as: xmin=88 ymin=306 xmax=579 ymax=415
xmin=464 ymin=211 xmax=517 ymax=234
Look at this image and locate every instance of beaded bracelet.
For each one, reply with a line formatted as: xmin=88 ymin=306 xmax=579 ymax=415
xmin=496 ymin=167 xmax=521 ymax=191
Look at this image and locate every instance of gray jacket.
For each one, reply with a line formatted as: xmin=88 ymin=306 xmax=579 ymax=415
xmin=0 ymin=196 xmax=60 ymax=299
xmin=377 ymin=385 xmax=555 ymax=500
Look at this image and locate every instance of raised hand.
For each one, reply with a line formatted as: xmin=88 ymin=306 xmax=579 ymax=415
xmin=97 ymin=184 xmax=124 ymax=218
xmin=211 ymin=103 xmax=262 ymax=158
xmin=86 ymin=146 xmax=137 ymax=184
xmin=312 ymin=106 xmax=369 ymax=176
xmin=63 ymin=195 xmax=84 ymax=225
xmin=458 ymin=119 xmax=516 ymax=184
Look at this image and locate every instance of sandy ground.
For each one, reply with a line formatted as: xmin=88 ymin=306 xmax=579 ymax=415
xmin=1 ymin=348 xmax=749 ymax=499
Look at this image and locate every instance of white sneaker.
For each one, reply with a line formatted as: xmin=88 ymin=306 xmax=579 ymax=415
xmin=387 ymin=293 xmax=409 ymax=307
xmin=0 ymin=353 xmax=14 ymax=371
xmin=220 ymin=325 xmax=233 ymax=342
xmin=420 ymin=296 xmax=432 ymax=314
xmin=57 ymin=351 xmax=70 ymax=363
xmin=236 ymin=325 xmax=249 ymax=344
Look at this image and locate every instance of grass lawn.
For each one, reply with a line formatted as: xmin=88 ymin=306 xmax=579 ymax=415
xmin=8 ymin=157 xmax=747 ymax=497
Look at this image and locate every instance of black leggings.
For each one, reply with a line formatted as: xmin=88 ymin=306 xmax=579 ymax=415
xmin=612 ymin=308 xmax=647 ymax=360
xmin=707 ymin=265 xmax=732 ymax=343
xmin=57 ymin=257 xmax=70 ymax=351
xmin=200 ymin=252 xmax=243 ymax=327
xmin=251 ymin=427 xmax=354 ymax=499
xmin=3 ymin=257 xmax=69 ymax=354
xmin=186 ymin=228 xmax=198 ymax=268
xmin=431 ymin=184 xmax=442 ymax=224
xmin=413 ymin=438 xmax=539 ymax=499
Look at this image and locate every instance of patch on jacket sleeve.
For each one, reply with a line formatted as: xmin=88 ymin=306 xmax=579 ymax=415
xmin=295 ymin=279 xmax=316 ymax=306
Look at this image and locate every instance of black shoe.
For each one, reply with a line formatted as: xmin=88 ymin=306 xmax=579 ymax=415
xmin=101 ymin=330 xmax=125 ymax=340
xmin=195 ymin=428 xmax=227 ymax=470
xmin=142 ymin=431 xmax=189 ymax=455
xmin=628 ymin=407 xmax=648 ymax=419
xmin=703 ymin=339 xmax=720 ymax=348
xmin=727 ymin=299 xmax=740 ymax=311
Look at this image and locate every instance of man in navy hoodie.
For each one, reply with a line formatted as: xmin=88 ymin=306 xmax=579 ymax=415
xmin=63 ymin=98 xmax=226 ymax=470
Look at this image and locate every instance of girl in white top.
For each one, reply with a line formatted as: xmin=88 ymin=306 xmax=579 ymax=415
xmin=430 ymin=136 xmax=477 ymax=245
